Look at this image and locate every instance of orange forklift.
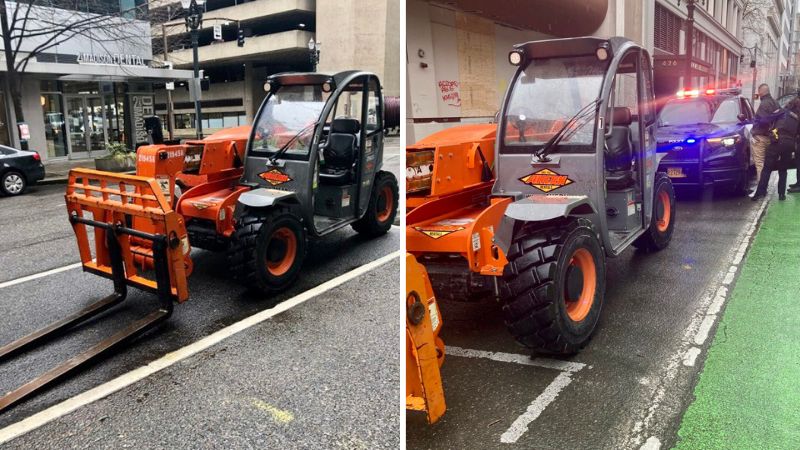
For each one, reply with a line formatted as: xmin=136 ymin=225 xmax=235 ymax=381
xmin=0 ymin=71 xmax=398 ymax=413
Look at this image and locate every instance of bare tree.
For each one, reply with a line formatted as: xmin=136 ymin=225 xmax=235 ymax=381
xmin=0 ymin=0 xmax=149 ymax=145
xmin=740 ymin=0 xmax=773 ymax=35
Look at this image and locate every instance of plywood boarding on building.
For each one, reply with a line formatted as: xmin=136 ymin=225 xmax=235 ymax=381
xmin=456 ymin=12 xmax=498 ymax=116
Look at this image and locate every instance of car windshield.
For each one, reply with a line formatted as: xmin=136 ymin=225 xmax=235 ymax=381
xmin=503 ymin=55 xmax=606 ymax=149
xmin=250 ymin=85 xmax=327 ymax=158
xmin=658 ymin=98 xmax=723 ymax=126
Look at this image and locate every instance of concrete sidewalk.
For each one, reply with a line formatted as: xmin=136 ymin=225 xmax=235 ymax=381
xmin=40 ymin=159 xmax=97 ymax=184
xmin=674 ymin=170 xmax=800 ymax=449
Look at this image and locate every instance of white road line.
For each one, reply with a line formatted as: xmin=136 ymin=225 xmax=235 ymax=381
xmin=640 ymin=436 xmax=662 ymax=450
xmin=446 ymin=346 xmax=586 ymax=373
xmin=628 ymin=195 xmax=770 ymax=447
xmin=446 ymin=345 xmax=586 ymax=443
xmin=0 ymin=263 xmax=82 ymax=290
xmin=682 ymin=347 xmax=701 ymax=367
xmin=0 ymin=251 xmax=400 ymax=445
xmin=500 ymin=372 xmax=574 ymax=444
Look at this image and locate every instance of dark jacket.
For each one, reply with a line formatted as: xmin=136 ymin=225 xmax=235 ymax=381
xmin=753 ymin=94 xmax=781 ymax=136
xmin=773 ymin=110 xmax=800 ymax=144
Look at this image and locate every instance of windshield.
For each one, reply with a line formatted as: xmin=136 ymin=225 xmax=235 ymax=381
xmin=503 ymin=55 xmax=606 ymax=149
xmin=659 ymin=99 xmax=712 ymax=126
xmin=250 ymin=85 xmax=327 ymax=158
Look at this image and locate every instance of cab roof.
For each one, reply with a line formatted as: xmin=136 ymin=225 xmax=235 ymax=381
xmin=266 ymin=70 xmax=378 ymax=86
xmin=513 ymin=36 xmax=635 ymax=60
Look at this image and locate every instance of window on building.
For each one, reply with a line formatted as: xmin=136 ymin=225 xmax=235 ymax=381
xmin=655 ymin=4 xmax=681 ymax=54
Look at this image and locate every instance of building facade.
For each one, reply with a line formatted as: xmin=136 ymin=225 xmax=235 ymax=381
xmin=651 ymin=0 xmax=743 ymax=101
xmin=0 ymin=0 xmax=193 ymax=161
xmin=739 ymin=0 xmax=795 ymax=101
xmin=151 ymin=0 xmax=399 ymax=139
xmin=406 ymin=0 xmax=653 ymax=143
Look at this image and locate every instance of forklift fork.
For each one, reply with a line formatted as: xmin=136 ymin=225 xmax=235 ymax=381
xmin=0 ymin=169 xmax=190 ymax=414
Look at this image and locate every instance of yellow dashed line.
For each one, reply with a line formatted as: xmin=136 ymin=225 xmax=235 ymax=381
xmin=250 ymin=399 xmax=295 ymax=424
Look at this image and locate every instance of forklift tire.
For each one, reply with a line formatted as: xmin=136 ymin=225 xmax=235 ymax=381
xmin=229 ymin=209 xmax=307 ymax=294
xmin=633 ymin=172 xmax=676 ymax=252
xmin=499 ymin=218 xmax=606 ymax=355
xmin=352 ymin=171 xmax=398 ymax=237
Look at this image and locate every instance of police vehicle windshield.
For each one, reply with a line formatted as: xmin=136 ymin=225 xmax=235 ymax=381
xmin=659 ymin=97 xmax=740 ymax=126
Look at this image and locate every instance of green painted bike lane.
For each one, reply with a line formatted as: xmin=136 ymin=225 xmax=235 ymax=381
xmin=674 ymin=177 xmax=800 ymax=449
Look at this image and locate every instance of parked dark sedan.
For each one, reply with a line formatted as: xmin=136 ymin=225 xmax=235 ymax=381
xmin=656 ymin=88 xmax=753 ymax=195
xmin=0 ymin=146 xmax=45 ymax=196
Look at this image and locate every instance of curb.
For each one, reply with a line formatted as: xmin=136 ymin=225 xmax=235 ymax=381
xmin=38 ymin=170 xmax=136 ymax=186
xmin=38 ymin=177 xmax=69 ymax=185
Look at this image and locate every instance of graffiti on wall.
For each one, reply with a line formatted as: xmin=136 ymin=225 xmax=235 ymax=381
xmin=438 ymin=80 xmax=461 ymax=107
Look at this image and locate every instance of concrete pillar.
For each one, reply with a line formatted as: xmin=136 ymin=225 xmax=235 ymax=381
xmin=244 ymin=62 xmax=255 ymax=122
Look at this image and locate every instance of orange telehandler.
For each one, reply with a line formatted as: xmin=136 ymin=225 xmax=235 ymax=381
xmin=404 ymin=125 xmax=498 ymax=423
xmin=406 ymin=36 xmax=677 ymax=422
xmin=0 ymin=71 xmax=399 ymax=413
xmin=406 ymin=124 xmax=495 ymax=212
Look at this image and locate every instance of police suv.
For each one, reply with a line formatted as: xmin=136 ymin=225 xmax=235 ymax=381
xmin=656 ymin=88 xmax=754 ymax=194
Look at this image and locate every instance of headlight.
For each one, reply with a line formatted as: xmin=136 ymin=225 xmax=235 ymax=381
xmin=707 ymin=135 xmax=739 ymax=147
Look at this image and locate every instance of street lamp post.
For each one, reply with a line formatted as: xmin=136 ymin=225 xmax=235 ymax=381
xmin=181 ymin=0 xmax=205 ymax=139
xmin=308 ymin=38 xmax=321 ymax=72
xmin=678 ymin=0 xmax=706 ymax=90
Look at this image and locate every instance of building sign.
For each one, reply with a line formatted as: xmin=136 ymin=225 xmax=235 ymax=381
xmin=653 ymin=55 xmax=713 ymax=78
xmin=17 ymin=123 xmax=30 ymax=141
xmin=77 ymin=53 xmax=146 ymax=67
xmin=130 ymin=94 xmax=155 ymax=144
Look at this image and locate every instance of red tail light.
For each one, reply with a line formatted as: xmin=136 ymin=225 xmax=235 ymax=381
xmin=32 ymin=152 xmax=41 ymax=161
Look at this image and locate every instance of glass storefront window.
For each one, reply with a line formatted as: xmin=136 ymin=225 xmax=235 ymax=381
xmin=41 ymin=93 xmax=67 ymax=158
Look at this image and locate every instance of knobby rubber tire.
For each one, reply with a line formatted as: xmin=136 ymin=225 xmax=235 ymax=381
xmin=499 ymin=218 xmax=606 ymax=355
xmin=228 ymin=209 xmax=307 ymax=294
xmin=352 ymin=170 xmax=399 ymax=237
xmin=633 ymin=172 xmax=676 ymax=251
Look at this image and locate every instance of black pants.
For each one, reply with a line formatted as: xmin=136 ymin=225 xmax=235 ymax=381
xmin=756 ymin=140 xmax=794 ymax=196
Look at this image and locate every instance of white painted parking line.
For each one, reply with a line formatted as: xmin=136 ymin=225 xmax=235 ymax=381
xmin=446 ymin=346 xmax=586 ymax=444
xmin=0 ymin=251 xmax=401 ymax=445
xmin=446 ymin=346 xmax=585 ymax=373
xmin=500 ymin=372 xmax=574 ymax=444
xmin=0 ymin=263 xmax=82 ymax=290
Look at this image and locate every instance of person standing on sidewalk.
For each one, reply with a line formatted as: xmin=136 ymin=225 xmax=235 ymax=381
xmin=752 ymin=98 xmax=800 ymax=201
xmin=751 ymin=84 xmax=781 ymax=186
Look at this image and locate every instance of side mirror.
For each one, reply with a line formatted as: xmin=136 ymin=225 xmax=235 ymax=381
xmin=737 ymin=113 xmax=748 ymax=124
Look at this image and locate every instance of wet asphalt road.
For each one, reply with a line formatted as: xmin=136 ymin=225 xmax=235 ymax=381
xmin=0 ymin=138 xmax=400 ymax=446
xmin=407 ymin=184 xmax=770 ymax=449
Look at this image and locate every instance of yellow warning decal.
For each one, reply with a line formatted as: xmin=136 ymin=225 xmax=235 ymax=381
xmin=413 ymin=225 xmax=465 ymax=239
xmin=519 ymin=168 xmax=574 ymax=193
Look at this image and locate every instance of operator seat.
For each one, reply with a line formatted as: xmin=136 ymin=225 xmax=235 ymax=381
xmin=605 ymin=106 xmax=635 ymax=190
xmin=320 ymin=118 xmax=360 ymax=185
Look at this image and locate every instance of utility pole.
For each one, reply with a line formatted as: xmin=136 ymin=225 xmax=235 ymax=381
xmin=181 ymin=0 xmax=205 ymax=140
xmin=162 ymin=13 xmax=175 ymax=141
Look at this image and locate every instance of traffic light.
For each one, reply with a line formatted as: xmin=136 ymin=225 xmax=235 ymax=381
xmin=237 ymin=28 xmax=245 ymax=47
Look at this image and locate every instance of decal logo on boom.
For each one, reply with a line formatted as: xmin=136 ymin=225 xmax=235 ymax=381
xmin=259 ymin=169 xmax=293 ymax=186
xmin=519 ymin=168 xmax=574 ymax=193
xmin=413 ymin=225 xmax=465 ymax=239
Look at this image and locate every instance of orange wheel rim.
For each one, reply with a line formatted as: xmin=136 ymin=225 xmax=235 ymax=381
xmin=266 ymin=227 xmax=297 ymax=277
xmin=565 ymin=248 xmax=597 ymax=322
xmin=376 ymin=186 xmax=393 ymax=222
xmin=656 ymin=190 xmax=671 ymax=233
